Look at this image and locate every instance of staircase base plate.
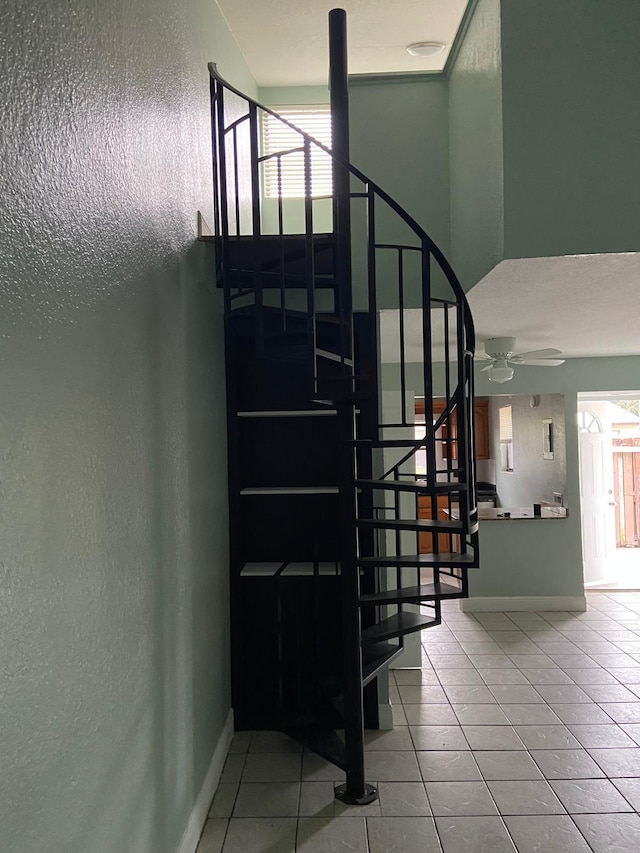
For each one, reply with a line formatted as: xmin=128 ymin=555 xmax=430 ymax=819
xmin=334 ymin=782 xmax=378 ymax=805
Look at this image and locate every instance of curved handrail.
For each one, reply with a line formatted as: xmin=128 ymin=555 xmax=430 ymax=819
xmin=380 ymin=396 xmax=462 ymax=481
xmin=208 ymin=63 xmax=475 ymax=354
xmin=210 ymin=62 xmax=477 ymax=509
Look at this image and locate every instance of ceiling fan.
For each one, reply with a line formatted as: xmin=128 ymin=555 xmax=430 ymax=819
xmin=477 ymin=337 xmax=565 ymax=383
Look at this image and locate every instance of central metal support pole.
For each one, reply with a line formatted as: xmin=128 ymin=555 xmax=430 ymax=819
xmin=329 ymin=7 xmax=377 ymax=807
xmin=335 ymin=402 xmax=377 ymax=806
xmin=329 ymin=7 xmax=353 ymax=358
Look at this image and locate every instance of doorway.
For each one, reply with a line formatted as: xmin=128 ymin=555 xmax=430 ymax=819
xmin=578 ymin=392 xmax=640 ymax=589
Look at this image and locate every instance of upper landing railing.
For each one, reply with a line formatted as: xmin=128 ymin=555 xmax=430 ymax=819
xmin=208 ymin=63 xmax=477 ymax=503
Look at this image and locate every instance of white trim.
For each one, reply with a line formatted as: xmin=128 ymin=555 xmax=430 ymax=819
xmin=237 ymin=410 xmax=338 ymax=418
xmin=462 ymin=596 xmax=587 ymax=613
xmin=196 ymin=211 xmax=213 ymax=238
xmin=178 ymin=709 xmax=234 ymax=853
xmin=377 ymin=702 xmax=394 ymax=731
xmin=240 ymin=486 xmax=339 ymax=495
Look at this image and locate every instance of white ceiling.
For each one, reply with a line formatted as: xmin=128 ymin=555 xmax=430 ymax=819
xmin=217 ymin=0 xmax=468 ymax=87
xmin=215 ymin=4 xmax=640 ymax=365
xmin=380 ymin=253 xmax=640 ymax=363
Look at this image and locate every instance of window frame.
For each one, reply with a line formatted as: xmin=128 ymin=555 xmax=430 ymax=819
xmin=499 ymin=404 xmax=514 ymax=472
xmin=261 ymin=105 xmax=333 ymax=199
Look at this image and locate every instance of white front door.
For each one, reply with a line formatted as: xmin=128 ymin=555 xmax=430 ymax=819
xmin=579 ymin=428 xmax=615 ymax=586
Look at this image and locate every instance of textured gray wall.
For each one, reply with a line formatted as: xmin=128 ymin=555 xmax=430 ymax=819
xmin=0 ymin=1 xmax=254 ymax=851
xmin=489 ymin=394 xmax=566 ymax=508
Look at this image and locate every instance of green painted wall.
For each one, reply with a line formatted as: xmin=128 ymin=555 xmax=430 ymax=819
xmin=449 ymin=0 xmax=640 ymax=280
xmin=448 ymin=0 xmax=504 ymax=291
xmin=0 ymin=2 xmax=254 ymax=851
xmin=501 ymin=0 xmax=640 ymax=259
xmin=348 ymin=78 xmax=451 ymax=310
xmin=259 ymin=85 xmax=330 ymax=105
xmin=350 ymin=78 xmax=451 ymax=257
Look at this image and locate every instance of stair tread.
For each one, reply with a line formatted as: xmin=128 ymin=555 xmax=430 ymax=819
xmin=362 ymin=642 xmax=403 ymax=687
xmin=240 ymin=562 xmax=284 ymax=577
xmin=228 ymin=232 xmax=334 ymax=243
xmin=362 ymin=611 xmax=439 ymax=643
xmin=223 ymin=232 xmax=338 ymax=290
xmin=227 ymin=275 xmax=338 ymax=290
xmin=280 ymin=561 xmax=340 ymax=577
xmin=355 ymin=479 xmax=467 ymax=493
xmin=312 ymin=391 xmax=370 ymax=405
xmin=360 ymin=581 xmax=463 ymax=606
xmin=240 ymin=486 xmax=339 ymax=495
xmin=237 ymin=409 xmax=338 ymax=418
xmin=351 ymin=439 xmax=430 ymax=448
xmin=315 ymin=348 xmax=353 ymax=366
xmin=240 ymin=561 xmax=340 ymax=577
xmin=357 ymin=517 xmax=463 ymax=532
xmin=358 ymin=552 xmax=477 ymax=567
xmin=284 ymin=725 xmax=346 ymax=771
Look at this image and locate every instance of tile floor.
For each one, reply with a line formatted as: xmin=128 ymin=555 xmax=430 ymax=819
xmin=197 ymin=590 xmax=640 ymax=852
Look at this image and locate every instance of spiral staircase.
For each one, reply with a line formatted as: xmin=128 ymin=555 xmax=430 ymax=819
xmin=205 ymin=10 xmax=479 ymax=805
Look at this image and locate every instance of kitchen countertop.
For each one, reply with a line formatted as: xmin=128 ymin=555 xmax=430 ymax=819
xmin=479 ymin=506 xmax=568 ymax=521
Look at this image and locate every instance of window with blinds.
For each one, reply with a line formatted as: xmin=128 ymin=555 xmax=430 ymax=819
xmin=499 ymin=405 xmax=514 ymax=472
xmin=499 ymin=406 xmax=513 ymax=442
xmin=262 ymin=108 xmax=332 ymax=198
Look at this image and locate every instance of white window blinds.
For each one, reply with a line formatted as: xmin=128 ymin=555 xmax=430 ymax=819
xmin=499 ymin=406 xmax=513 ymax=442
xmin=262 ymin=108 xmax=332 ymax=198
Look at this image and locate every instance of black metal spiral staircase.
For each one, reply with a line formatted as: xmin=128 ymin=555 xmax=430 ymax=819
xmin=206 ymin=9 xmax=479 ymax=805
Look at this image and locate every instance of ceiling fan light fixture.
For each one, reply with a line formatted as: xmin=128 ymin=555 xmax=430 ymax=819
xmin=406 ymin=41 xmax=446 ymax=57
xmin=488 ymin=360 xmax=514 ymax=384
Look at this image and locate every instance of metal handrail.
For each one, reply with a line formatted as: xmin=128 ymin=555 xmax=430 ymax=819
xmin=208 ymin=62 xmax=475 ymax=355
xmin=209 ymin=64 xmax=476 ymax=498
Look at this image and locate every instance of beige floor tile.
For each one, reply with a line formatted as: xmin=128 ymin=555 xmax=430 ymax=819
xmin=233 ymin=782 xmax=300 ymax=817
xmin=197 ymin=819 xmax=228 ymax=853
xmin=367 ymin=816 xmax=441 ymax=852
xmin=504 ymin=815 xmax=590 ymax=853
xmin=417 ymin=749 xmax=481 ymax=781
xmin=209 ymin=784 xmax=239 ymax=818
xmin=296 ymin=817 xmax=367 ymax=852
xmin=364 ymin=750 xmax=422 ymax=781
xmin=377 ymin=781 xmax=431 ymax=816
xmin=487 ymin=780 xmax=565 ymax=815
xmin=221 ymin=818 xmax=296 ymax=853
xmin=242 ymin=752 xmax=302 ymax=783
xmin=425 ymin=780 xmax=498 ymax=816
xmin=437 ymin=816 xmax=517 ymax=853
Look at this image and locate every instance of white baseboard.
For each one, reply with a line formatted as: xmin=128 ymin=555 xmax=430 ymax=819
xmin=178 ymin=708 xmax=234 ymax=853
xmin=462 ymin=595 xmax=587 ymax=613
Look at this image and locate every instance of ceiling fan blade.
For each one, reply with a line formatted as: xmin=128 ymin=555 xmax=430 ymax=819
xmin=512 ymin=348 xmax=563 ymax=360
xmin=515 ymin=358 xmax=565 ymax=367
xmin=479 ymin=362 xmax=494 ymax=372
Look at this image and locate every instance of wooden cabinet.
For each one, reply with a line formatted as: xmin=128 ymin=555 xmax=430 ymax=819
xmin=415 ymin=397 xmax=489 ymax=555
xmin=418 ymin=494 xmax=460 ymax=554
xmin=474 ymin=399 xmax=489 ymax=460
xmin=427 ymin=398 xmax=489 ymax=461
